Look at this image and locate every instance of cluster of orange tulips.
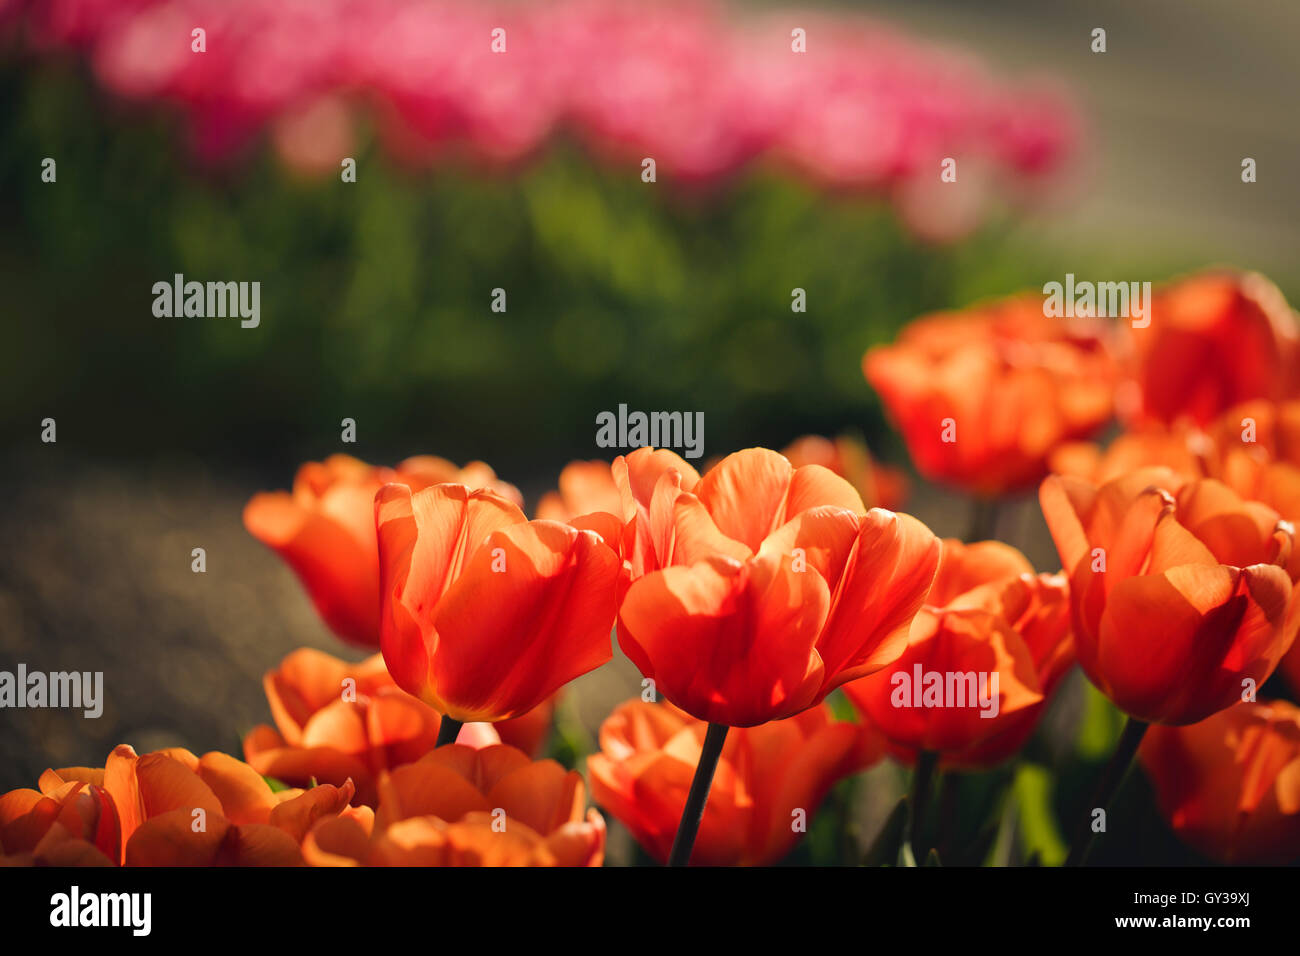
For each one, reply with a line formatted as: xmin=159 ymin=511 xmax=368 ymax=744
xmin=5 ymin=267 xmax=1300 ymax=867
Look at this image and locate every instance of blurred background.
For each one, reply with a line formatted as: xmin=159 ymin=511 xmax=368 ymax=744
xmin=2 ymin=0 xmax=1298 ymax=864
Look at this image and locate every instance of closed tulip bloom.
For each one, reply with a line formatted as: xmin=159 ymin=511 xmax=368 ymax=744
xmin=618 ymin=449 xmax=940 ymax=727
xmin=104 ymin=745 xmax=356 ymax=866
xmin=627 ymin=447 xmax=869 ymax=573
xmin=302 ymin=743 xmax=605 ymax=867
xmin=1050 ymin=425 xmax=1300 ymax=703
xmin=1141 ymin=699 xmax=1300 ymax=864
xmin=1040 ymin=467 xmax=1300 ymax=725
xmin=864 ymin=296 xmax=1116 ymax=496
xmin=843 ymin=540 xmax=1073 ymax=767
xmin=376 ymin=482 xmax=621 ymax=722
xmin=543 ymin=447 xmax=859 ymax=579
xmin=244 ymin=454 xmax=523 ymax=647
xmin=613 ymin=448 xmax=704 ymax=576
xmin=588 ymin=700 xmax=879 ymax=866
xmin=576 ymin=447 xmax=705 ymax=577
xmin=1202 ymin=402 xmax=1300 ymax=698
xmin=534 ymin=449 xmax=701 ymax=578
xmin=0 ymin=769 xmax=120 ymax=866
xmin=1122 ymin=270 xmax=1298 ymax=427
xmin=2 ymin=745 xmax=358 ymax=866
xmin=242 ymin=648 xmax=557 ymax=805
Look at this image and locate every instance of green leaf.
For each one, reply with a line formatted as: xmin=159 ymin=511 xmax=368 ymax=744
xmin=1077 ymin=682 xmax=1125 ymax=760
xmin=1012 ymin=763 xmax=1068 ymax=867
xmin=986 ymin=790 xmax=1018 ymax=867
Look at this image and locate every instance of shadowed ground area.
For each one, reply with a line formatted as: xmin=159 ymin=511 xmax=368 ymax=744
xmin=0 ymin=453 xmax=656 ymax=793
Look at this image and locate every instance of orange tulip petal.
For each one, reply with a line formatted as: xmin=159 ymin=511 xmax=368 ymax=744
xmin=817 ymin=510 xmax=941 ymax=691
xmin=618 ymin=553 xmax=829 ymax=726
xmin=196 ymin=752 xmax=278 ymax=826
xmin=374 ymin=762 xmax=491 ymax=829
xmin=428 ymin=521 xmax=618 ymax=720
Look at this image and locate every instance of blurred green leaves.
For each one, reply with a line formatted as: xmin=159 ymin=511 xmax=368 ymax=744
xmin=1011 ymin=763 xmax=1068 ymax=866
xmin=1 ymin=61 xmax=1052 ymax=478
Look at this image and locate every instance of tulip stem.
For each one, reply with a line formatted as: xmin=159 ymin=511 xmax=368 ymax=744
xmin=935 ymin=772 xmax=959 ymax=860
xmin=667 ymin=722 xmax=730 ymax=867
xmin=1065 ymin=717 xmax=1149 ymax=867
xmin=966 ymin=498 xmax=1000 ymax=543
xmin=436 ymin=717 xmax=464 ymax=748
xmin=908 ymin=750 xmax=939 ymax=859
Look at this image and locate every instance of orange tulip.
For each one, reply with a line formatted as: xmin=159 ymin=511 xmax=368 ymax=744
xmin=1040 ymin=467 xmax=1300 ymax=724
xmin=1201 ymin=402 xmax=1300 ymax=698
xmin=397 ymin=455 xmax=524 ymax=504
xmin=302 ymin=743 xmax=605 ymax=866
xmin=1120 ymin=270 xmax=1298 ymax=427
xmin=2 ymin=745 xmax=357 ymax=866
xmin=781 ymin=434 xmax=909 ymax=511
xmin=376 ymin=482 xmax=621 ymax=722
xmin=244 ymin=454 xmax=523 ymax=647
xmin=104 ymin=745 xmax=356 ymax=866
xmin=532 ymin=452 xmax=693 ymax=589
xmin=625 ymin=447 xmax=869 ymax=572
xmin=618 ymin=448 xmax=940 ymax=727
xmin=588 ymin=700 xmax=878 ymax=866
xmin=864 ymin=295 xmax=1116 ymax=496
xmin=242 ymin=648 xmax=557 ymax=805
xmin=1049 ymin=428 xmax=1210 ymax=486
xmin=1204 ymin=400 xmax=1300 ymax=519
xmin=535 ymin=459 xmax=625 ymax=522
xmin=843 ymin=540 xmax=1073 ymax=768
xmin=0 ymin=768 xmax=119 ymax=866
xmin=538 ymin=449 xmax=704 ymax=577
xmin=1049 ymin=420 xmax=1300 ymax=863
xmin=1048 ymin=401 xmax=1300 ymax=542
xmin=1141 ymin=699 xmax=1300 ymax=864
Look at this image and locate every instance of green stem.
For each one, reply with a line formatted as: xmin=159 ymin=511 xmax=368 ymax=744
xmin=966 ymin=498 xmax=1000 ymax=542
xmin=935 ymin=771 xmax=959 ymax=860
xmin=1064 ymin=717 xmax=1149 ymax=867
xmin=667 ymin=722 xmax=730 ymax=867
xmin=908 ymin=750 xmax=940 ymax=859
xmin=436 ymin=716 xmax=465 ymax=748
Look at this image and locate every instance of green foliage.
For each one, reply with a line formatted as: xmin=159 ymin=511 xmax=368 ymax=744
xmin=1011 ymin=763 xmax=1068 ymax=866
xmin=1076 ymin=682 xmax=1126 ymax=760
xmin=862 ymin=796 xmax=909 ymax=867
xmin=0 ymin=61 xmax=1053 ymax=480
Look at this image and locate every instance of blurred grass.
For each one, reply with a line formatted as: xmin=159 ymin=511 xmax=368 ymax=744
xmin=6 ymin=58 xmax=1296 ymax=478
xmin=0 ymin=59 xmax=1081 ymax=477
